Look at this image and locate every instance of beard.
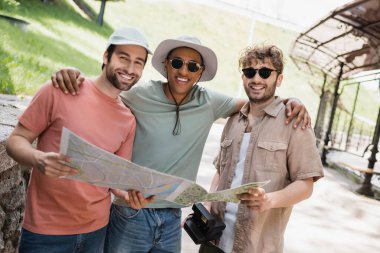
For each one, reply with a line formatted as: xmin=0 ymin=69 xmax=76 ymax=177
xmin=105 ymin=66 xmax=136 ymax=91
xmin=245 ymin=77 xmax=278 ymax=104
xmin=246 ymin=87 xmax=275 ymax=103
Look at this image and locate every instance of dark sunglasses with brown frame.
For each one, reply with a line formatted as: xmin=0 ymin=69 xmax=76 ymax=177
xmin=242 ymin=67 xmax=277 ymax=79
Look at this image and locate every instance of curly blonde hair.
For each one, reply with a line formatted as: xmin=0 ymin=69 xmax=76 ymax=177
xmin=239 ymin=44 xmax=284 ymax=74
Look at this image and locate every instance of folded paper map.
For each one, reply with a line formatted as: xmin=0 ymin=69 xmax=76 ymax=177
xmin=60 ymin=128 xmax=270 ymax=207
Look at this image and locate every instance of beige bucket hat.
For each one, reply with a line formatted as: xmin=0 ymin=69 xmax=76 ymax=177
xmin=152 ymin=35 xmax=218 ymax=82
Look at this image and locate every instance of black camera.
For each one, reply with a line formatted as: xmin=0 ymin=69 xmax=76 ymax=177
xmin=184 ymin=203 xmax=226 ymax=245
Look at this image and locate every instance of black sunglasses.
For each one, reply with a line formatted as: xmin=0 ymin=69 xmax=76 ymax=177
xmin=168 ymin=58 xmax=203 ymax=73
xmin=242 ymin=67 xmax=276 ymax=79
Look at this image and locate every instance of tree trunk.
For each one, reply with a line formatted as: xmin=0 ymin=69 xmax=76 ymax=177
xmin=97 ymin=0 xmax=106 ymax=26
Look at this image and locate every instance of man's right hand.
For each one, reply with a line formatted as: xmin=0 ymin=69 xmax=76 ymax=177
xmin=34 ymin=151 xmax=78 ymax=178
xmin=51 ymin=68 xmax=84 ymax=95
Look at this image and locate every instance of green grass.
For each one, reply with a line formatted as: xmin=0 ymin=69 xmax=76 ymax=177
xmin=0 ymin=0 xmax=378 ymax=123
xmin=0 ymin=0 xmax=110 ymax=94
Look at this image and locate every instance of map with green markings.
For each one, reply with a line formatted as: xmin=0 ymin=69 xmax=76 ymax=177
xmin=60 ymin=128 xmax=270 ymax=207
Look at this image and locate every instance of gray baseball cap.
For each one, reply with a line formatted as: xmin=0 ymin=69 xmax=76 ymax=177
xmin=106 ymin=26 xmax=152 ymax=54
xmin=152 ymin=35 xmax=218 ymax=82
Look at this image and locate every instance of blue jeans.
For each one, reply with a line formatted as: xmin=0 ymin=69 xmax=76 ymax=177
xmin=19 ymin=226 xmax=107 ymax=253
xmin=104 ymin=204 xmax=182 ymax=253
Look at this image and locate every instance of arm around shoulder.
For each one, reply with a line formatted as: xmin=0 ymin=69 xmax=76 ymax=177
xmin=282 ymin=97 xmax=311 ymax=129
xmin=51 ymin=67 xmax=85 ymax=95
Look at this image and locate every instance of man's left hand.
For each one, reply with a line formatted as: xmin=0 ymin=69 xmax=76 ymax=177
xmin=283 ymin=98 xmax=311 ymax=129
xmin=111 ymin=189 xmax=155 ymax=209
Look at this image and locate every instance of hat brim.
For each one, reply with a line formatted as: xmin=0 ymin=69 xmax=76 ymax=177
xmin=151 ymin=39 xmax=217 ymax=82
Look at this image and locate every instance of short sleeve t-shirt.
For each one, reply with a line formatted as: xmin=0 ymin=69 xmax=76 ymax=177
xmin=118 ymin=80 xmax=236 ymax=208
xmin=19 ymin=79 xmax=136 ymax=235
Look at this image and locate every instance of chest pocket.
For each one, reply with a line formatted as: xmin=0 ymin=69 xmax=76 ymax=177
xmin=257 ymin=141 xmax=288 ymax=172
xmin=219 ymin=138 xmax=233 ymax=172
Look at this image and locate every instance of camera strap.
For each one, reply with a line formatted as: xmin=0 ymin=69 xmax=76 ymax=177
xmin=199 ymin=242 xmax=225 ymax=253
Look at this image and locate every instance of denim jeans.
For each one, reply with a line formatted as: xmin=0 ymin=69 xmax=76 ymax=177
xmin=104 ymin=204 xmax=182 ymax=253
xmin=19 ymin=226 xmax=107 ymax=253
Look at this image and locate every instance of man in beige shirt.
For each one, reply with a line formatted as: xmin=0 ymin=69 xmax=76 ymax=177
xmin=209 ymin=45 xmax=324 ymax=253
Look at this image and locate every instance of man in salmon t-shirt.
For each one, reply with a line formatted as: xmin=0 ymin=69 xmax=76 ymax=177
xmin=6 ymin=26 xmax=154 ymax=253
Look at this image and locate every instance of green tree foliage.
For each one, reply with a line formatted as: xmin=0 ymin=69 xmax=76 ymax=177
xmin=0 ymin=0 xmax=20 ymax=10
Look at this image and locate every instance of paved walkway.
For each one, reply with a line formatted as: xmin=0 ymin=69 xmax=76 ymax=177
xmin=181 ymin=123 xmax=380 ymax=253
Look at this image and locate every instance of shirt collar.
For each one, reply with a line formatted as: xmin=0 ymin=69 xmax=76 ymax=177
xmin=239 ymin=96 xmax=284 ymax=120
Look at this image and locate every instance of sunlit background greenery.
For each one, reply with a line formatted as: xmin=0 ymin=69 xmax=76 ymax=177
xmin=0 ymin=0 xmax=378 ymax=122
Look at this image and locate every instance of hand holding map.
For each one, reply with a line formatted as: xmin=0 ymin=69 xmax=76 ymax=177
xmin=60 ymin=128 xmax=270 ymax=207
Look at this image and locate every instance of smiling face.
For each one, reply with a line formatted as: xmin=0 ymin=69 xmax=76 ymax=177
xmin=164 ymin=47 xmax=204 ymax=102
xmin=239 ymin=45 xmax=284 ymax=106
xmin=242 ymin=58 xmax=283 ymax=104
xmin=103 ymin=44 xmax=147 ymax=91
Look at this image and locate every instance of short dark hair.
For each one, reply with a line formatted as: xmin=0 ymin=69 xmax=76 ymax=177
xmin=101 ymin=44 xmax=149 ymax=70
xmin=102 ymin=44 xmax=116 ymax=70
xmin=239 ymin=44 xmax=284 ymax=74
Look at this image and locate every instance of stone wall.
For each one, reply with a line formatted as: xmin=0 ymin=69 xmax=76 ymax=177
xmin=0 ymin=95 xmax=30 ymax=253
